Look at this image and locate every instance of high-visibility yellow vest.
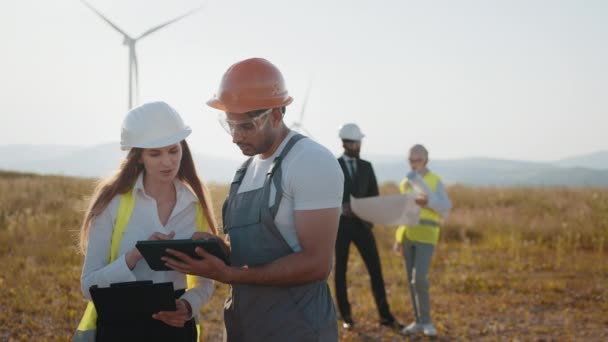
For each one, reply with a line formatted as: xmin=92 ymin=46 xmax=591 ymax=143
xmin=395 ymin=172 xmax=442 ymax=245
xmin=73 ymin=189 xmax=207 ymax=341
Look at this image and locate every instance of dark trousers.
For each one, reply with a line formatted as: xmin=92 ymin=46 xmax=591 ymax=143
xmin=334 ymin=217 xmax=393 ymax=322
xmin=96 ymin=289 xmax=197 ymax=342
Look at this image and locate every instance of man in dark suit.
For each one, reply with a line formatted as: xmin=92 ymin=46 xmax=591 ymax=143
xmin=334 ymin=123 xmax=399 ymax=330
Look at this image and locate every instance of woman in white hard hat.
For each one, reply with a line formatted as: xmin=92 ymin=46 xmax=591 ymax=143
xmin=74 ymin=101 xmax=218 ymax=341
xmin=394 ymin=144 xmax=451 ymax=337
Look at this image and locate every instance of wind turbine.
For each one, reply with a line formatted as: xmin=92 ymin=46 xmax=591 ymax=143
xmin=290 ymin=81 xmax=313 ymax=137
xmin=82 ymin=1 xmax=201 ymax=110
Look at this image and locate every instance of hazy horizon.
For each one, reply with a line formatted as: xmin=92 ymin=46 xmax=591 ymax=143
xmin=1 ymin=140 xmax=607 ymax=164
xmin=2 ymin=0 xmax=607 ymax=162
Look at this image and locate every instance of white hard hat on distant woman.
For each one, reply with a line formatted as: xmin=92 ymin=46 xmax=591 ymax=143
xmin=120 ymin=101 xmax=192 ymax=151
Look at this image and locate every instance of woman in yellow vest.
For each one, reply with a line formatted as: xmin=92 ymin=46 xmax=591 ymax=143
xmin=394 ymin=144 xmax=451 ymax=337
xmin=75 ymin=101 xmax=218 ymax=341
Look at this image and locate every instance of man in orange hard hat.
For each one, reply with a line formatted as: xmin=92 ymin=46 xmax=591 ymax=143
xmin=165 ymin=58 xmax=344 ymax=341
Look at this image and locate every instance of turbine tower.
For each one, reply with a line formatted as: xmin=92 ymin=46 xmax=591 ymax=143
xmin=82 ymin=1 xmax=200 ymax=110
xmin=290 ymin=81 xmax=313 ymax=137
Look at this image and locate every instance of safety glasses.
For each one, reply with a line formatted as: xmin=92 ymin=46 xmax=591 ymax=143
xmin=217 ymin=109 xmax=272 ymax=137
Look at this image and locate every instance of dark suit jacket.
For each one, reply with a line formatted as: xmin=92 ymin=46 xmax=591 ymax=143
xmin=338 ymin=157 xmax=379 ymax=229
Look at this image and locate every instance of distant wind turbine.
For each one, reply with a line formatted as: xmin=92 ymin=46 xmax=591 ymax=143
xmin=82 ymin=1 xmax=201 ymax=110
xmin=290 ymin=81 xmax=313 ymax=137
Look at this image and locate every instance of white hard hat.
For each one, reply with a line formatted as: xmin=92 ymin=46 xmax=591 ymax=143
xmin=120 ymin=101 xmax=192 ymax=151
xmin=338 ymin=123 xmax=365 ymax=141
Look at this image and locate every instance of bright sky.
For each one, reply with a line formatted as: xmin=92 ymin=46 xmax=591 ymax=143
xmin=1 ymin=0 xmax=607 ymax=161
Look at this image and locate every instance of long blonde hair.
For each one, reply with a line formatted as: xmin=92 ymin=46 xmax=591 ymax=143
xmin=79 ymin=140 xmax=218 ymax=253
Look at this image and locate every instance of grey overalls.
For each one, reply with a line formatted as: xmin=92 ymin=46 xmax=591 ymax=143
xmin=222 ymin=134 xmax=338 ymax=342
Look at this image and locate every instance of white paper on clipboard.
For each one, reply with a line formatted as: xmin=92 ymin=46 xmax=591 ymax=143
xmin=350 ymin=194 xmax=421 ymax=227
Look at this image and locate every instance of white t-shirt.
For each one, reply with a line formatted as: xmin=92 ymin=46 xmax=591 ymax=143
xmin=237 ymin=130 xmax=344 ymax=252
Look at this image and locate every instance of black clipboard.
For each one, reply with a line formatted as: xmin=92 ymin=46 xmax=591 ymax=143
xmin=89 ymin=281 xmax=176 ymax=323
xmin=136 ymin=238 xmax=231 ymax=271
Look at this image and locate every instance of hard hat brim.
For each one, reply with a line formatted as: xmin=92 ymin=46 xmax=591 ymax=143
xmin=206 ymin=96 xmax=293 ymax=114
xmin=121 ymin=127 xmax=192 ymax=151
xmin=339 ymin=133 xmax=365 ymax=141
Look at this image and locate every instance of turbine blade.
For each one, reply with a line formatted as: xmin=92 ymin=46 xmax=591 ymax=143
xmin=128 ymin=47 xmax=133 ymax=110
xmin=299 ymin=80 xmax=312 ymax=123
xmin=132 ymin=47 xmax=140 ymax=106
xmin=81 ymin=0 xmax=131 ymax=38
xmin=136 ymin=6 xmax=202 ymax=40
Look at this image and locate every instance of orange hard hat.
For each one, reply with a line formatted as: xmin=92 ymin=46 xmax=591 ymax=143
xmin=207 ymin=58 xmax=293 ymax=113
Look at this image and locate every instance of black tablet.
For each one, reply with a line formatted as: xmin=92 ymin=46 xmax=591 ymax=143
xmin=90 ymin=281 xmax=176 ymax=322
xmin=136 ymin=238 xmax=230 ymax=271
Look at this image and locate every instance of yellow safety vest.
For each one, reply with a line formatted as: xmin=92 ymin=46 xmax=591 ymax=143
xmin=395 ymin=172 xmax=442 ymax=245
xmin=74 ymin=189 xmax=208 ymax=341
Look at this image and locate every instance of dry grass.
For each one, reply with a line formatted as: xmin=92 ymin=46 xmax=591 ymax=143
xmin=1 ymin=171 xmax=606 ymax=341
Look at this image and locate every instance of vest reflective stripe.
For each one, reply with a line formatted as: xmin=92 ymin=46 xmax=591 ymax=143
xmin=419 ymin=219 xmax=440 ymax=227
xmin=74 ymin=189 xmax=207 ymax=341
xmin=395 ymin=172 xmax=442 ymax=245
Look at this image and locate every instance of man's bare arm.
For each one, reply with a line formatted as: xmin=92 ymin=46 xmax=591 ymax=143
xmin=227 ymin=207 xmax=339 ymax=285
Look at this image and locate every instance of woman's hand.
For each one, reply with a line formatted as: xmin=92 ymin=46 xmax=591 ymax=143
xmin=126 ymin=231 xmax=176 ymax=270
xmin=149 ymin=230 xmax=176 ymax=241
xmin=152 ymin=299 xmax=192 ymax=327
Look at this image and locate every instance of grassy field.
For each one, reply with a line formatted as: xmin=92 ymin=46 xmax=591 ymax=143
xmin=1 ymin=170 xmax=607 ymax=341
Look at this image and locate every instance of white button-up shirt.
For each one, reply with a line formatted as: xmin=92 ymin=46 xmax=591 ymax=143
xmin=81 ymin=173 xmax=214 ymax=315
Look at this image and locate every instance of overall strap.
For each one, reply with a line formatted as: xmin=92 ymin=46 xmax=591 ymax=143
xmin=267 ymin=134 xmax=306 ymax=218
xmin=259 ymin=134 xmax=306 ymax=251
xmin=230 ymin=158 xmax=253 ymax=196
xmin=222 ymin=158 xmax=253 ymax=229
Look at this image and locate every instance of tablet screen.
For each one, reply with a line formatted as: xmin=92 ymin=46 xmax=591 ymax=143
xmin=136 ymin=238 xmax=230 ymax=271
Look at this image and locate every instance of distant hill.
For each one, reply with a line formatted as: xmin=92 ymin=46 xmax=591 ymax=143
xmin=0 ymin=143 xmax=244 ymax=184
xmin=0 ymin=144 xmax=82 ymax=165
xmin=553 ymin=151 xmax=608 ymax=170
xmin=1 ymin=143 xmax=608 ymax=186
xmin=6 ymin=142 xmax=127 ymax=178
xmin=371 ymin=156 xmax=608 ymax=187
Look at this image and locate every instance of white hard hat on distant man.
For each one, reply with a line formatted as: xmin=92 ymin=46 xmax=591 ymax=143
xmin=338 ymin=123 xmax=365 ymax=141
